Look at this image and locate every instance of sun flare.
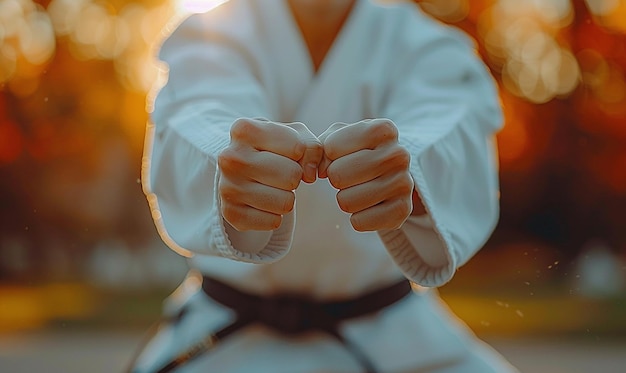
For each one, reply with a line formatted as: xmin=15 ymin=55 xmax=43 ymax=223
xmin=176 ymin=0 xmax=230 ymax=14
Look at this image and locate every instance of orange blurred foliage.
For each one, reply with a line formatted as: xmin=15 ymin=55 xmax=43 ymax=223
xmin=0 ymin=0 xmax=625 ymax=281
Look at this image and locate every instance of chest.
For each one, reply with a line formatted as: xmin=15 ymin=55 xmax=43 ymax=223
xmin=258 ymin=0 xmax=393 ymax=128
xmin=287 ymin=0 xmax=356 ymax=73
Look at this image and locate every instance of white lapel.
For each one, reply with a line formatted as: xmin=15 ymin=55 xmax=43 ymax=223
xmin=259 ymin=0 xmax=314 ymax=123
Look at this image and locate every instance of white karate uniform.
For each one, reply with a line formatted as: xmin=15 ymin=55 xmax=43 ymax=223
xmin=135 ymin=0 xmax=518 ymax=372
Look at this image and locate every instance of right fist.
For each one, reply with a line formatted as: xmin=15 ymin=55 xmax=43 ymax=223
xmin=217 ymin=118 xmax=322 ymax=231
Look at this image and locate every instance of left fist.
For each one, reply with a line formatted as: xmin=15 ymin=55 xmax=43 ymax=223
xmin=318 ymin=119 xmax=415 ymax=231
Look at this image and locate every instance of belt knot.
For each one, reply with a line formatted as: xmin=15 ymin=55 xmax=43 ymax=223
xmin=256 ymin=295 xmax=326 ymax=335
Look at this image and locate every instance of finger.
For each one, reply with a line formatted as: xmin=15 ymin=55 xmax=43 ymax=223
xmin=230 ymin=118 xmax=307 ymax=161
xmin=349 ymin=198 xmax=413 ymax=232
xmin=325 ymin=149 xmax=374 ymax=189
xmin=221 ymin=203 xmax=283 ymax=231
xmin=326 ymin=144 xmax=410 ymax=189
xmin=287 ymin=122 xmax=323 ymax=183
xmin=318 ymin=122 xmax=348 ymax=178
xmin=323 ymin=119 xmax=399 ymax=161
xmin=249 ymin=151 xmax=304 ymax=190
xmin=336 ymin=171 xmax=414 ymax=214
xmin=219 ymin=147 xmax=303 ymax=191
xmin=222 ymin=180 xmax=296 ymax=215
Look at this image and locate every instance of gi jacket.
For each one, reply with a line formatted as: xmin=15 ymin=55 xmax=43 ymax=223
xmin=139 ymin=0 xmax=510 ymax=371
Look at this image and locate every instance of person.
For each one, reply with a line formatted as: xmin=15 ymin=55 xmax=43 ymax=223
xmin=131 ymin=0 xmax=519 ymax=372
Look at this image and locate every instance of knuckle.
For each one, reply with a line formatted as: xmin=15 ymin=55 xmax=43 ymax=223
xmin=292 ymin=141 xmax=307 ymax=161
xmin=280 ymin=123 xmax=308 ymax=160
xmin=321 ymin=131 xmax=344 ymax=160
xmin=323 ymin=143 xmax=339 ymax=161
xmin=218 ymin=183 xmax=239 ymax=203
xmin=217 ymin=149 xmax=231 ymax=168
xmin=392 ymin=147 xmax=411 ymax=167
xmin=293 ymin=139 xmax=324 ymax=163
xmin=218 ymin=148 xmax=245 ymax=173
xmin=230 ymin=119 xmax=254 ymax=138
xmin=383 ymin=146 xmax=410 ymax=170
xmin=394 ymin=173 xmax=414 ymax=196
xmin=307 ymin=141 xmax=324 ymax=159
xmin=368 ymin=120 xmax=398 ymax=143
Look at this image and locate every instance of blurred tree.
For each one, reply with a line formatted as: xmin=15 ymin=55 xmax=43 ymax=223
xmin=417 ymin=0 xmax=626 ymax=261
xmin=0 ymin=0 xmax=625 ymax=279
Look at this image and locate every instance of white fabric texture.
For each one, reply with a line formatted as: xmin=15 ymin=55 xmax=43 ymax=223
xmin=139 ymin=0 xmax=516 ymax=371
xmin=133 ymin=273 xmax=517 ymax=373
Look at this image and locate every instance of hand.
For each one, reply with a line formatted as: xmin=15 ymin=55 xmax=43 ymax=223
xmin=319 ymin=119 xmax=415 ymax=231
xmin=218 ymin=118 xmax=323 ymax=231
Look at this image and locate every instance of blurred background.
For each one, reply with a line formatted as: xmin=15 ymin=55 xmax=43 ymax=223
xmin=0 ymin=0 xmax=625 ymax=372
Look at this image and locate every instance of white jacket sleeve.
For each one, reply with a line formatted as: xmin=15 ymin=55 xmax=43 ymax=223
xmin=377 ymin=20 xmax=503 ymax=287
xmin=143 ymin=12 xmax=294 ymax=263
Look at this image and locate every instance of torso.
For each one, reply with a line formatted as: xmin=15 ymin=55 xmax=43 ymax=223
xmin=193 ymin=0 xmax=407 ymax=297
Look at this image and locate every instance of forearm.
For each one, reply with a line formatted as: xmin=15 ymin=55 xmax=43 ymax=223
xmin=378 ymin=31 xmax=502 ymax=285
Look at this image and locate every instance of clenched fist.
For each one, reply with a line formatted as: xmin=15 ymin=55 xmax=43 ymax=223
xmin=318 ymin=119 xmax=418 ymax=231
xmin=217 ymin=118 xmax=323 ymax=231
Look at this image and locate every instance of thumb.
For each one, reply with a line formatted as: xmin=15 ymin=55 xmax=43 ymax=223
xmin=318 ymin=122 xmax=349 ymax=179
xmin=285 ymin=122 xmax=323 ymax=184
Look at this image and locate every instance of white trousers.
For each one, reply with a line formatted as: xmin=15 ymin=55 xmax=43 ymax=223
xmin=130 ymin=277 xmax=519 ymax=373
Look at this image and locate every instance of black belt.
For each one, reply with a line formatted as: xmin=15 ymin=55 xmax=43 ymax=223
xmin=151 ymin=276 xmax=412 ymax=373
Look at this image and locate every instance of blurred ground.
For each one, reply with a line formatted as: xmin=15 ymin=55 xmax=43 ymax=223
xmin=0 ymin=244 xmax=624 ymax=372
xmin=0 ymin=329 xmax=625 ymax=373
